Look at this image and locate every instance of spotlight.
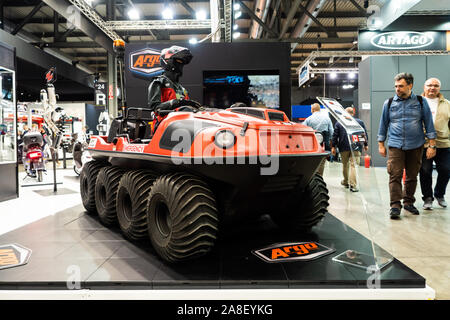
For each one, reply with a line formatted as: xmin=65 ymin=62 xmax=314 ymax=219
xmin=349 ymin=57 xmax=354 ymax=63
xmin=329 ymin=56 xmax=334 ymax=64
xmin=233 ymin=3 xmax=240 ymax=10
xmin=348 ymin=72 xmax=356 ymax=79
xmin=330 ymin=72 xmax=337 ymax=79
xmin=162 ymin=7 xmax=174 ymax=19
xmin=196 ymin=10 xmax=207 ymax=20
xmin=233 ymin=24 xmax=238 ymax=30
xmin=189 ymin=38 xmax=198 ymax=44
xmin=234 ymin=10 xmax=242 ymax=19
xmin=233 ymin=32 xmax=241 ymax=39
xmin=127 ymin=7 xmax=140 ymax=20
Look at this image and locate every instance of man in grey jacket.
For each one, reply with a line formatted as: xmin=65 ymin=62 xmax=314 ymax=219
xmin=377 ymin=73 xmax=437 ymax=219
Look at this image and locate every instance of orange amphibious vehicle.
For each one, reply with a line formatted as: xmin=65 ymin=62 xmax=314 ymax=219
xmin=81 ymin=104 xmax=330 ymax=262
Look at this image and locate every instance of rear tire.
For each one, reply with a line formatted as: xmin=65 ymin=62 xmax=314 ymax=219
xmin=95 ymin=166 xmax=126 ymax=226
xmin=116 ymin=170 xmax=156 ymax=240
xmin=146 ymin=173 xmax=219 ymax=263
xmin=271 ymin=173 xmax=329 ymax=232
xmin=80 ymin=160 xmax=110 ymax=214
xmin=37 ymin=170 xmax=43 ymax=182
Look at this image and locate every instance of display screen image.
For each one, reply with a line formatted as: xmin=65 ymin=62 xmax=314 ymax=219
xmin=203 ymin=71 xmax=279 ymax=109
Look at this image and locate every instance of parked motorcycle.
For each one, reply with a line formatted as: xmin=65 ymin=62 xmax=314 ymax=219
xmin=22 ymin=132 xmax=46 ymax=182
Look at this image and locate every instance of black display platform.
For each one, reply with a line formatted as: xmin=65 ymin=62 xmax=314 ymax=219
xmin=0 ymin=204 xmax=425 ymax=290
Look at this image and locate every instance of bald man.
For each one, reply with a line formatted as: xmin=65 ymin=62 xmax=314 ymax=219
xmin=303 ymin=103 xmax=334 ymax=175
xmin=331 ymin=107 xmax=368 ymax=192
xmin=420 ymin=77 xmax=450 ymax=209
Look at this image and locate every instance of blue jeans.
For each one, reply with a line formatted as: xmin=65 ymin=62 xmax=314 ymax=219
xmin=419 ymin=147 xmax=450 ymax=199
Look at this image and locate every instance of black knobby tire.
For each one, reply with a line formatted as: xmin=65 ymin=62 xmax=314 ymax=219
xmin=95 ymin=166 xmax=126 ymax=226
xmin=80 ymin=160 xmax=110 ymax=214
xmin=271 ymin=173 xmax=329 ymax=232
xmin=116 ymin=170 xmax=156 ymax=240
xmin=146 ymin=173 xmax=219 ymax=262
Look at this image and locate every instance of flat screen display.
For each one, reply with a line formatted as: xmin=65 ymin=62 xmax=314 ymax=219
xmin=203 ymin=70 xmax=279 ymax=109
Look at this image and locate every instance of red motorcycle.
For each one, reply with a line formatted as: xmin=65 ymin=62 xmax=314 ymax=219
xmin=22 ymin=132 xmax=46 ymax=182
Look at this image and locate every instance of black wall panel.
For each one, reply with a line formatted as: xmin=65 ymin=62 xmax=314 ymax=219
xmin=0 ymin=41 xmax=17 ymax=202
xmin=124 ymin=42 xmax=292 ymax=117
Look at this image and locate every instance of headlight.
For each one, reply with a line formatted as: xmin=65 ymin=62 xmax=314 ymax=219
xmin=214 ymin=130 xmax=236 ymax=149
xmin=315 ymin=132 xmax=324 ymax=145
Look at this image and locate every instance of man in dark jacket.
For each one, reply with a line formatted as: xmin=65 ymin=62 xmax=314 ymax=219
xmin=331 ymin=107 xmax=368 ymax=192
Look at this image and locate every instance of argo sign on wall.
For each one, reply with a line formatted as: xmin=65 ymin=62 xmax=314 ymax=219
xmin=358 ymin=31 xmax=448 ymax=51
xmin=129 ymin=48 xmax=164 ymax=80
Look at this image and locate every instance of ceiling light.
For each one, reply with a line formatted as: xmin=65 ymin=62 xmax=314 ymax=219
xmin=85 ymin=0 xmax=94 ymax=6
xmin=196 ymin=10 xmax=207 ymax=20
xmin=349 ymin=57 xmax=354 ymax=63
xmin=234 ymin=10 xmax=242 ymax=19
xmin=127 ymin=8 xmax=140 ymax=20
xmin=233 ymin=32 xmax=241 ymax=39
xmin=189 ymin=38 xmax=198 ymax=44
xmin=329 ymin=56 xmax=334 ymax=64
xmin=330 ymin=72 xmax=337 ymax=79
xmin=348 ymin=72 xmax=356 ymax=79
xmin=312 ymin=61 xmax=317 ymax=66
xmin=233 ymin=24 xmax=238 ymax=30
xmin=233 ymin=3 xmax=240 ymax=10
xmin=343 ymin=84 xmax=354 ymax=89
xmin=162 ymin=7 xmax=174 ymax=19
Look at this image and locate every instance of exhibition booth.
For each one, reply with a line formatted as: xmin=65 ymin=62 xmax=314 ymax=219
xmin=0 ymin=37 xmax=439 ymax=300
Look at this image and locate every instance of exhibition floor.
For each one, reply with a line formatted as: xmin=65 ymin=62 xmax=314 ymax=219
xmin=0 ymin=162 xmax=447 ymax=299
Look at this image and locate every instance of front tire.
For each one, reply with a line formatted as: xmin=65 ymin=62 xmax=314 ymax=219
xmin=116 ymin=170 xmax=156 ymax=240
xmin=146 ymin=173 xmax=219 ymax=263
xmin=271 ymin=173 xmax=329 ymax=232
xmin=80 ymin=160 xmax=110 ymax=214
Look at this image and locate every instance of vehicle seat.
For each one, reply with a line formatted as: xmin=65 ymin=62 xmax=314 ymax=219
xmin=126 ymin=107 xmax=154 ymax=142
xmin=107 ymin=107 xmax=154 ymax=143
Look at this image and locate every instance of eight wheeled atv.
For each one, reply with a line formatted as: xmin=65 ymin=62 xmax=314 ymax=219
xmin=80 ymin=104 xmax=330 ymax=262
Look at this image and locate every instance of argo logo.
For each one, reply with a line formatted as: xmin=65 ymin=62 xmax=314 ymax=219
xmin=370 ymin=32 xmax=434 ymax=50
xmin=252 ymin=241 xmax=335 ymax=263
xmin=130 ymin=48 xmax=164 ymax=79
xmin=0 ymin=243 xmax=32 ymax=270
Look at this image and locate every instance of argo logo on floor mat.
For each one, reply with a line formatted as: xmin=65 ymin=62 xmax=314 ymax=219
xmin=129 ymin=48 xmax=164 ymax=79
xmin=0 ymin=244 xmax=32 ymax=270
xmin=252 ymin=242 xmax=335 ymax=263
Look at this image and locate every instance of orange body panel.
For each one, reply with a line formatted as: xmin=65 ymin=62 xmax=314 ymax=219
xmin=88 ymin=108 xmax=324 ymax=159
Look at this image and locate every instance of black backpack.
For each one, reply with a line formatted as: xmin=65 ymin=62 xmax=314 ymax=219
xmin=387 ymin=95 xmax=423 ymax=110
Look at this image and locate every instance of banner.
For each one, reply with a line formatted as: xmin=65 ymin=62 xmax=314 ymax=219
xmin=298 ymin=64 xmax=310 ymax=87
xmin=358 ymin=31 xmax=448 ymax=51
xmin=94 ymin=82 xmax=107 ymax=107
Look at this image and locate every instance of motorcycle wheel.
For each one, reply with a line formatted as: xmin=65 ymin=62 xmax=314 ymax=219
xmin=37 ymin=170 xmax=43 ymax=182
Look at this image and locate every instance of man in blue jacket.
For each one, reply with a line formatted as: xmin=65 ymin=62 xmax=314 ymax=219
xmin=377 ymin=73 xmax=437 ymax=219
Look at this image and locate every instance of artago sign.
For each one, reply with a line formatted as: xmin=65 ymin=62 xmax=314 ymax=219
xmin=0 ymin=244 xmax=32 ymax=270
xmin=358 ymin=31 xmax=448 ymax=51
